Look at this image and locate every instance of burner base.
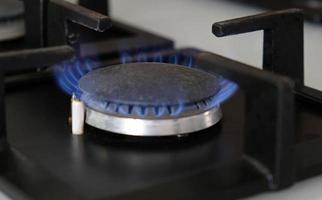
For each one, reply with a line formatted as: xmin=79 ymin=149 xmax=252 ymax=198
xmin=85 ymin=106 xmax=222 ymax=136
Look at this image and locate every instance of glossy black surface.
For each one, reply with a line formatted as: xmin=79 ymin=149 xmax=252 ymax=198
xmin=5 ymin=81 xmax=267 ymax=199
xmin=4 ymin=79 xmax=322 ymax=200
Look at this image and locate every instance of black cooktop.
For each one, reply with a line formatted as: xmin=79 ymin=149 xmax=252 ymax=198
xmin=1 ymin=2 xmax=322 ymax=200
xmin=5 ymin=82 xmax=248 ymax=200
xmin=2 ymin=47 xmax=322 ymax=200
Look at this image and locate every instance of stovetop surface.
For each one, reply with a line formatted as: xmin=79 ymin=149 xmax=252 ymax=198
xmin=5 ymin=82 xmax=248 ymax=199
xmin=3 ymin=78 xmax=322 ymax=199
xmin=1 ymin=75 xmax=321 ymax=199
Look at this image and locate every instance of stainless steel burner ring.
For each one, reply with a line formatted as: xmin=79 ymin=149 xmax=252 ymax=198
xmin=85 ymin=106 xmax=222 ymax=137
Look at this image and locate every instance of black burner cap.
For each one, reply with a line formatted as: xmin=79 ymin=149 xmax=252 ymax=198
xmin=79 ymin=63 xmax=220 ymax=107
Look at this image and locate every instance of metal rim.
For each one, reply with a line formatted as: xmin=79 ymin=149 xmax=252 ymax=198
xmin=85 ymin=106 xmax=222 ymax=137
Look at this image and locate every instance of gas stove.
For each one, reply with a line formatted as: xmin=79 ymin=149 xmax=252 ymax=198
xmin=0 ymin=1 xmax=322 ymax=200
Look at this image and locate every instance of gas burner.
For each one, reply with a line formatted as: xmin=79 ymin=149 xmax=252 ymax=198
xmin=0 ymin=0 xmax=24 ymax=42
xmin=78 ymin=63 xmax=223 ymax=136
xmin=2 ymin=5 xmax=321 ymax=200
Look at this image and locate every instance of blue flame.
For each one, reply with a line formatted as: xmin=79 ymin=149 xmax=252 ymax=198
xmin=209 ymin=78 xmax=239 ymax=107
xmin=153 ymin=53 xmax=163 ymax=63
xmin=54 ymin=50 xmax=238 ymax=118
xmin=79 ymin=75 xmax=238 ymax=119
xmin=54 ymin=58 xmax=97 ymax=97
xmin=169 ymin=55 xmax=179 ymax=64
xmin=137 ymin=53 xmax=148 ymax=62
xmin=80 ymin=80 xmax=237 ymax=118
xmin=121 ymin=52 xmax=132 ymax=64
